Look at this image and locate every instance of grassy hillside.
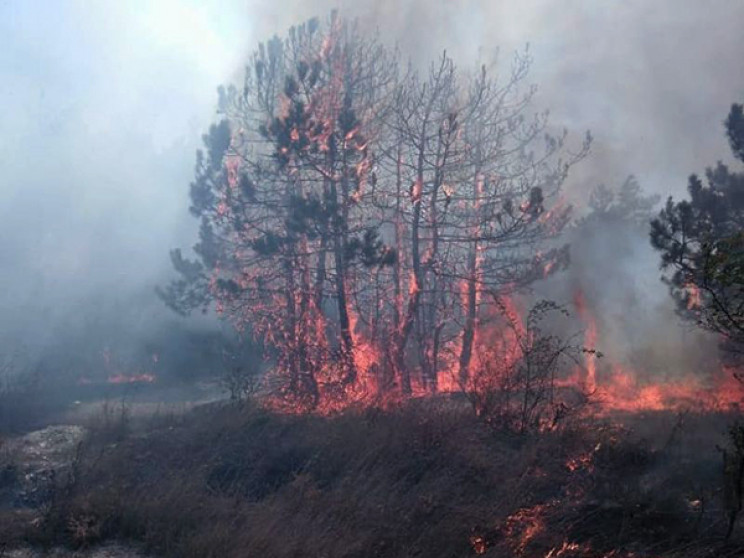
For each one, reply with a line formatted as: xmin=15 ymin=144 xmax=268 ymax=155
xmin=4 ymin=399 xmax=744 ymax=557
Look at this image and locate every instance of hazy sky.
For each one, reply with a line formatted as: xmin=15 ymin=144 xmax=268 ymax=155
xmin=1 ymin=0 xmax=743 ymax=350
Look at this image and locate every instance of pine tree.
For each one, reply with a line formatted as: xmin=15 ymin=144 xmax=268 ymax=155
xmin=650 ymin=103 xmax=744 ymax=355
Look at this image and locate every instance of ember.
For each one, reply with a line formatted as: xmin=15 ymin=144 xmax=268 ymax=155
xmin=469 ymin=534 xmax=487 ymax=555
xmin=504 ymin=502 xmax=553 ymax=555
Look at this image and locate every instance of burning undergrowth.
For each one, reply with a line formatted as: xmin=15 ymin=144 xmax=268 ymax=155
xmin=251 ymin=285 xmax=744 ymax=424
xmin=13 ymin=400 xmax=743 ymax=557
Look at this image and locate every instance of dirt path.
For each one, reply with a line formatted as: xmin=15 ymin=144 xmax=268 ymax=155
xmin=1 ymin=426 xmax=145 ymax=558
xmin=1 ymin=425 xmax=85 ymax=510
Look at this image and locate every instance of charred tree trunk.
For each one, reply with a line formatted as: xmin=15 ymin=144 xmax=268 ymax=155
xmin=329 ymin=176 xmax=356 ymax=385
xmin=393 ymin=144 xmax=404 ymax=333
xmin=297 ymin=247 xmax=320 ymax=406
xmin=458 ymin=169 xmax=483 ymax=385
xmin=283 ymin=252 xmax=317 ymax=405
xmin=421 ymin=120 xmax=453 ymax=391
xmin=393 ymin=156 xmax=425 ymax=394
xmin=315 ymin=213 xmax=328 ymax=311
xmin=458 ymin=245 xmax=478 ymax=385
xmin=283 ymin=255 xmax=300 ymax=394
xmin=380 ymin=144 xmax=405 ymax=395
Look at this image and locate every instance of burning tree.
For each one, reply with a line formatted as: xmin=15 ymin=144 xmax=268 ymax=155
xmin=160 ymin=13 xmax=590 ymax=411
xmin=651 ymin=103 xmax=744 ymax=358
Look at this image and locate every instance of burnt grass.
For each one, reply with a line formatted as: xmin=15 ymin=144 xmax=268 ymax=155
xmin=6 ymin=399 xmax=744 ymax=558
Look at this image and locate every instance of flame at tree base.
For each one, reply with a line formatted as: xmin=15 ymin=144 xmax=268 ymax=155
xmin=259 ymin=290 xmax=744 ymax=418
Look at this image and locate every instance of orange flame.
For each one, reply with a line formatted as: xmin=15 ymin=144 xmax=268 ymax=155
xmin=685 ymin=281 xmax=702 ymax=310
xmin=569 ymin=288 xmax=743 ymax=414
xmin=573 ymin=290 xmax=597 ymax=392
xmin=504 ymin=502 xmax=552 ymax=554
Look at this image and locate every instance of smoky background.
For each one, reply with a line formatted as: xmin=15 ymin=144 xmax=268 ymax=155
xmin=1 ymin=0 xmax=741 ymax=388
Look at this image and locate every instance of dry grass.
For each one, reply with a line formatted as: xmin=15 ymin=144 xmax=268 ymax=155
xmin=11 ymin=399 xmax=744 ymax=558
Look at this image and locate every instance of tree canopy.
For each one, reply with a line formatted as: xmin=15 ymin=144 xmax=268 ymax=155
xmin=160 ymin=13 xmax=590 ymax=410
xmin=650 ymin=103 xmax=744 ymax=356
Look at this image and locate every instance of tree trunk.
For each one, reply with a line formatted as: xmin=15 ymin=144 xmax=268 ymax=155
xmin=458 ymin=247 xmax=478 ymax=385
xmin=329 ymin=177 xmax=357 ymax=385
xmin=458 ymin=172 xmax=483 ymax=384
xmin=393 ymin=172 xmax=423 ymax=394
